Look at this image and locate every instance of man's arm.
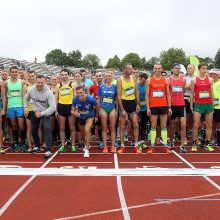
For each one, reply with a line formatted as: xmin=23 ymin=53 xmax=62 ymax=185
xmin=0 ymin=81 xmax=6 ymax=115
xmin=116 ymin=78 xmax=124 ymax=111
xmin=24 ymin=90 xmax=31 ymax=112
xmin=190 ymin=79 xmax=195 ymax=111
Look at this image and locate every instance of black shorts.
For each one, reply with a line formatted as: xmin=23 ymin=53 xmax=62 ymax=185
xmin=184 ymin=99 xmax=191 ymax=114
xmin=121 ymin=100 xmax=136 ymax=114
xmin=57 ymin=104 xmax=72 ymax=117
xmin=26 ymin=111 xmax=34 ymax=120
xmin=150 ymin=106 xmax=168 ymax=115
xmin=76 ymin=117 xmax=94 ymax=126
xmin=170 ymin=106 xmax=185 ymax=120
xmin=214 ymin=109 xmax=220 ymax=123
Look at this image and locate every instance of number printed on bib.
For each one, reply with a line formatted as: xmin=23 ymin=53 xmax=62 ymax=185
xmin=60 ymin=88 xmax=70 ymax=96
xmin=79 ymin=110 xmax=89 ymax=115
xmin=199 ymin=91 xmax=210 ymax=98
xmin=172 ymin=86 xmax=183 ymax=93
xmin=125 ymin=87 xmax=134 ymax=96
xmin=102 ymin=97 xmax=113 ymax=104
xmin=153 ymin=90 xmax=164 ymax=98
xmin=10 ymin=90 xmax=21 ymax=97
xmin=140 ymin=99 xmax=146 ymax=106
xmin=214 ymin=98 xmax=219 ymax=105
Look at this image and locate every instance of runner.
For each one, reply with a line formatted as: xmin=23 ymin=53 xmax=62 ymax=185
xmin=73 ymin=72 xmax=89 ymax=94
xmin=209 ymin=68 xmax=220 ymax=147
xmin=25 ymin=70 xmax=36 ymax=152
xmin=190 ymin=63 xmax=214 ymax=151
xmin=80 ymin=69 xmax=93 ymax=88
xmin=0 ymin=78 xmax=6 ymax=153
xmin=24 ymin=74 xmax=56 ymax=159
xmin=117 ymin=63 xmax=141 ymax=154
xmin=137 ymin=72 xmax=148 ymax=149
xmin=146 ymin=64 xmax=172 ymax=154
xmin=97 ymin=71 xmax=117 ymax=153
xmin=4 ymin=66 xmax=27 ymax=152
xmin=72 ymin=85 xmax=97 ymax=157
xmin=133 ymin=67 xmax=139 ymax=82
xmin=168 ymin=63 xmax=187 ymax=153
xmin=55 ymin=69 xmax=76 ymax=153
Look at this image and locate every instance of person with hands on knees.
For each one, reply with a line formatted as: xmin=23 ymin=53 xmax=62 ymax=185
xmin=24 ymin=75 xmax=56 ymax=159
xmin=72 ymin=85 xmax=97 ymax=158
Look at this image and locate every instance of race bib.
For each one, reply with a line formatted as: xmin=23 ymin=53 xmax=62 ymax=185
xmin=103 ymin=97 xmax=113 ymax=104
xmin=153 ymin=90 xmax=164 ymax=98
xmin=172 ymin=86 xmax=183 ymax=93
xmin=125 ymin=87 xmax=134 ymax=96
xmin=214 ymin=98 xmax=219 ymax=105
xmin=79 ymin=110 xmax=89 ymax=115
xmin=10 ymin=90 xmax=21 ymax=97
xmin=140 ymin=99 xmax=146 ymax=106
xmin=60 ymin=88 xmax=70 ymax=96
xmin=199 ymin=91 xmax=210 ymax=98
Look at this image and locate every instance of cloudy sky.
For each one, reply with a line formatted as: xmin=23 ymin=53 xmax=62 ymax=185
xmin=0 ymin=0 xmax=219 ymax=65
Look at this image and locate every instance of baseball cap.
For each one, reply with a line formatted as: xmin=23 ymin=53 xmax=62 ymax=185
xmin=209 ymin=68 xmax=220 ymax=75
xmin=172 ymin=63 xmax=181 ymax=69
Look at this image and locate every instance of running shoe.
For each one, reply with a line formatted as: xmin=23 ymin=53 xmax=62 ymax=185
xmin=124 ymin=134 xmax=128 ymax=142
xmin=111 ymin=147 xmax=117 ymax=153
xmin=163 ymin=147 xmax=172 ymax=154
xmin=71 ymin=144 xmax=76 ymax=153
xmin=32 ymin=147 xmax=41 ymax=153
xmin=98 ymin=141 xmax=104 ymax=148
xmin=83 ymin=149 xmax=90 ymax=157
xmin=117 ymin=147 xmax=125 ymax=154
xmin=134 ymin=147 xmax=142 ymax=154
xmin=13 ymin=144 xmax=20 ymax=152
xmin=147 ymin=147 xmax=155 ymax=154
xmin=205 ymin=144 xmax=215 ymax=152
xmin=142 ymin=143 xmax=148 ymax=149
xmin=103 ymin=146 xmax=108 ymax=153
xmin=169 ymin=143 xmax=174 ymax=150
xmin=44 ymin=151 xmax=52 ymax=159
xmin=21 ymin=144 xmax=28 ymax=153
xmin=58 ymin=145 xmax=67 ymax=153
xmin=131 ymin=140 xmax=135 ymax=147
xmin=0 ymin=147 xmax=5 ymax=154
xmin=180 ymin=146 xmax=187 ymax=153
xmin=191 ymin=144 xmax=197 ymax=152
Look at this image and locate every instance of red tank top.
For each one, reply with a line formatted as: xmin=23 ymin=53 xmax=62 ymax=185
xmin=149 ymin=76 xmax=168 ymax=107
xmin=169 ymin=76 xmax=185 ymax=106
xmin=194 ymin=76 xmax=212 ymax=104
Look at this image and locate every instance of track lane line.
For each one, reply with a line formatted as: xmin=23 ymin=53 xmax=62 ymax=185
xmin=172 ymin=150 xmax=220 ymax=191
xmin=0 ymin=150 xmax=59 ymax=216
xmin=54 ymin=192 xmax=220 ymax=220
xmin=114 ymin=153 xmax=131 ymax=220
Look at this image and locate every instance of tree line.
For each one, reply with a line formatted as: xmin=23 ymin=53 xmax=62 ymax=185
xmin=45 ymin=48 xmax=220 ymax=70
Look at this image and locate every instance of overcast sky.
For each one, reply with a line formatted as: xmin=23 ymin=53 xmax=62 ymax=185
xmin=0 ymin=0 xmax=220 ymax=65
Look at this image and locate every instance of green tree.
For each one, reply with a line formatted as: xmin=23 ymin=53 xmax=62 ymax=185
xmin=214 ymin=49 xmax=220 ymax=68
xmin=68 ymin=50 xmax=82 ymax=67
xmin=145 ymin=56 xmax=160 ymax=70
xmin=196 ymin=55 xmax=215 ymax=69
xmin=160 ymin=48 xmax=187 ymax=70
xmin=106 ymin=55 xmax=121 ymax=69
xmin=82 ymin=54 xmax=101 ymax=69
xmin=121 ymin=53 xmax=144 ymax=69
xmin=45 ymin=49 xmax=69 ymax=66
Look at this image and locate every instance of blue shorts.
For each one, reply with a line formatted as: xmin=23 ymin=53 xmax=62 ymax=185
xmin=7 ymin=107 xmax=24 ymax=118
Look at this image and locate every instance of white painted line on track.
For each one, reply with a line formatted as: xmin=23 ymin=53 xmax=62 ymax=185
xmin=120 ymin=162 xmax=183 ymax=164
xmin=114 ymin=153 xmax=131 ymax=220
xmin=172 ymin=150 xmax=220 ymax=191
xmin=0 ymin=150 xmax=59 ymax=217
xmin=0 ymin=161 xmax=43 ymax=164
xmin=54 ymin=192 xmax=220 ymax=220
xmin=51 ymin=162 xmax=112 ymax=164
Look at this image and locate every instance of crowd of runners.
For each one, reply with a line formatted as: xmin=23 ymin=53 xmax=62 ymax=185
xmin=0 ymin=62 xmax=219 ymax=158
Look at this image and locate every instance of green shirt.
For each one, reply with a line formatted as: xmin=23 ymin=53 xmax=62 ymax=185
xmin=213 ymin=79 xmax=220 ymax=109
xmin=7 ymin=79 xmax=23 ymax=108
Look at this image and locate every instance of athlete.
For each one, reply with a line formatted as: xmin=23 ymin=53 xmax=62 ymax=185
xmin=117 ymin=63 xmax=141 ymax=154
xmin=146 ymin=64 xmax=172 ymax=154
xmin=72 ymin=85 xmax=97 ymax=157
xmin=4 ymin=66 xmax=27 ymax=152
xmin=97 ymin=71 xmax=117 ymax=153
xmin=0 ymin=79 xmax=6 ymax=153
xmin=190 ymin=63 xmax=214 ymax=151
xmin=168 ymin=64 xmax=187 ymax=153
xmin=55 ymin=69 xmax=76 ymax=153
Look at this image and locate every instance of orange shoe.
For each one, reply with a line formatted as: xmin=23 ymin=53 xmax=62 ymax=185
xmin=147 ymin=147 xmax=155 ymax=154
xmin=111 ymin=147 xmax=117 ymax=153
xmin=117 ymin=147 xmax=125 ymax=154
xmin=134 ymin=147 xmax=142 ymax=154
xmin=163 ymin=147 xmax=172 ymax=154
xmin=103 ymin=146 xmax=108 ymax=153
